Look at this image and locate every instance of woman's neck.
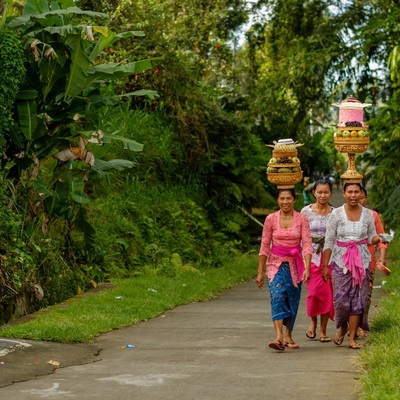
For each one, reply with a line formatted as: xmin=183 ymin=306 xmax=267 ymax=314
xmin=280 ymin=209 xmax=293 ymax=217
xmin=345 ymin=203 xmax=360 ymax=211
xmin=312 ymin=202 xmax=330 ymax=215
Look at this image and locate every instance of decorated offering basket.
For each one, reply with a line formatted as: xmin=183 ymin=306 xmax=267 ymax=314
xmin=333 ymin=136 xmax=370 ymax=154
xmin=267 ymin=171 xmax=303 ymax=188
xmin=266 ymin=139 xmax=303 ymax=188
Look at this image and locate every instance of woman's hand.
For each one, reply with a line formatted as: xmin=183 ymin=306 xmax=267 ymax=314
xmin=256 ymin=273 xmax=265 ymax=289
xmin=302 ymin=269 xmax=310 ymax=283
xmin=322 ymin=264 xmax=330 ymax=282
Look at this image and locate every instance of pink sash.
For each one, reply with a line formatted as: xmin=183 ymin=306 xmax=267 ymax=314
xmin=336 ymin=239 xmax=367 ymax=287
xmin=271 ymin=244 xmax=304 ymax=282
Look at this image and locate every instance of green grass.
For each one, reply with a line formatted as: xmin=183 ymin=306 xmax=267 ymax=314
xmin=0 ymin=252 xmax=257 ymax=343
xmin=359 ymin=235 xmax=400 ymax=399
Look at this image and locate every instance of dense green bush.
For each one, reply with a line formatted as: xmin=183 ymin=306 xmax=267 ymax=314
xmin=0 ymin=30 xmax=25 ymax=139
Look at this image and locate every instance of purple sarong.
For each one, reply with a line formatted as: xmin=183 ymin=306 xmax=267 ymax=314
xmin=331 ymin=262 xmax=370 ymax=331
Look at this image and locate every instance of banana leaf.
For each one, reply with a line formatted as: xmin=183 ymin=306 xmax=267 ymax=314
xmin=64 ymin=34 xmax=90 ymax=98
xmin=17 ymin=99 xmax=38 ymax=141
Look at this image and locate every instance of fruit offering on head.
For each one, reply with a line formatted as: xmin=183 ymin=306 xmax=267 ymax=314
xmin=335 ymin=131 xmax=343 ymax=137
xmin=278 ymin=167 xmax=292 ymax=173
xmin=278 ymin=157 xmax=293 ymax=163
xmin=342 ymin=130 xmax=351 ymax=137
xmin=358 ymin=130 xmax=365 ymax=137
xmin=269 ymin=157 xmax=278 ymax=164
xmin=350 ymin=130 xmax=358 ymax=137
xmin=345 ymin=121 xmax=363 ymax=128
xmin=291 ymin=156 xmax=299 ymax=163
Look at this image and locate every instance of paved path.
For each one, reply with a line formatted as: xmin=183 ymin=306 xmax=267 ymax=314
xmin=0 ymin=188 xmax=383 ymax=399
xmin=0 ymin=272 xmax=385 ymax=399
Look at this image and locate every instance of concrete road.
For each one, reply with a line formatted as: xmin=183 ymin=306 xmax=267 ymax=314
xmin=0 ymin=273 xmax=385 ymax=400
xmin=0 ymin=188 xmax=383 ymax=399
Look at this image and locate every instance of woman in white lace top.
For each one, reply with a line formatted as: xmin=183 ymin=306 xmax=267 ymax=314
xmin=322 ymin=183 xmax=382 ymax=349
xmin=301 ymin=178 xmax=335 ymax=343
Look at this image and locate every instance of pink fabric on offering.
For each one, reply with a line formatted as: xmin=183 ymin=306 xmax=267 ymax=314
xmin=339 ymin=108 xmax=363 ymax=123
xmin=336 ymin=239 xmax=367 ymax=287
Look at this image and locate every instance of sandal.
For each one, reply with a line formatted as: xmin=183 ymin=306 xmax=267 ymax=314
xmin=306 ymin=329 xmax=316 ymax=339
xmin=320 ymin=336 xmax=331 ymax=343
xmin=268 ymin=340 xmax=285 ymax=351
xmin=333 ymin=324 xmax=350 ymax=346
xmin=284 ymin=341 xmax=300 ymax=349
xmin=348 ymin=343 xmax=363 ymax=350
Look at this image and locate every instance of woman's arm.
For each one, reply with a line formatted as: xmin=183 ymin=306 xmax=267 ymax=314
xmin=257 ymin=214 xmax=274 ymax=289
xmin=259 ymin=214 xmax=273 ymax=258
xmin=322 ymin=249 xmax=332 ymax=282
xmin=257 ymin=255 xmax=267 ymax=289
xmin=300 ymin=213 xmax=312 ymax=283
xmin=303 ymin=253 xmax=312 ymax=283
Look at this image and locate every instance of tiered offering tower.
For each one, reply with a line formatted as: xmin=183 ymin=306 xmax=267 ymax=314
xmin=332 ymin=95 xmax=372 ymax=183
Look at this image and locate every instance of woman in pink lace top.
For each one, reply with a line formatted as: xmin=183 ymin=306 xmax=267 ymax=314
xmin=257 ymin=189 xmax=312 ymax=351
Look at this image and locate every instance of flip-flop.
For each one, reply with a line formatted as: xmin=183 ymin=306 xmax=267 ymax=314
xmin=320 ymin=336 xmax=331 ymax=343
xmin=306 ymin=329 xmax=316 ymax=339
xmin=284 ymin=341 xmax=300 ymax=349
xmin=334 ymin=324 xmax=350 ymax=346
xmin=348 ymin=343 xmax=363 ymax=349
xmin=333 ymin=333 xmax=345 ymax=345
xmin=268 ymin=340 xmax=285 ymax=351
xmin=357 ymin=329 xmax=369 ymax=337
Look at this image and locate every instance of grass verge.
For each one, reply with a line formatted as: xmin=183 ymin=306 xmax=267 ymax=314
xmin=0 ymin=252 xmax=257 ymax=343
xmin=359 ymin=235 xmax=400 ymax=399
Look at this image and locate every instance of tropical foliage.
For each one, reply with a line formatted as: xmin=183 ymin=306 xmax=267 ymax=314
xmin=0 ymin=0 xmax=399 ymax=322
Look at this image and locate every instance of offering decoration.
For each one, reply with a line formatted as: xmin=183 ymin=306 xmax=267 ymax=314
xmin=332 ymin=95 xmax=372 ymax=183
xmin=266 ymin=139 xmax=304 ymax=189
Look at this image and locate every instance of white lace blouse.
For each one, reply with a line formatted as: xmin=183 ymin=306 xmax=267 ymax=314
xmin=323 ymin=205 xmax=377 ymax=274
xmin=301 ymin=205 xmax=334 ymax=266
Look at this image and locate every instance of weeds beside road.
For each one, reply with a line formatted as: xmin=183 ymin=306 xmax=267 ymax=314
xmin=0 ymin=253 xmax=257 ymax=343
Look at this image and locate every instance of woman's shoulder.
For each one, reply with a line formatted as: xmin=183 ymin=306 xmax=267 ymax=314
xmin=266 ymin=210 xmax=279 ymax=222
xmin=361 ymin=206 xmax=374 ymax=219
xmin=331 ymin=206 xmax=342 ymax=215
xmin=300 ymin=204 xmax=312 ymax=214
xmin=294 ymin=210 xmax=308 ymax=222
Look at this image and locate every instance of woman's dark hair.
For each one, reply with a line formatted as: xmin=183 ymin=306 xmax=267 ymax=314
xmin=313 ymin=178 xmax=333 ymax=192
xmin=276 ymin=188 xmax=296 ymax=200
xmin=343 ymin=182 xmax=362 ymax=192
xmin=360 ymin=186 xmax=368 ymax=197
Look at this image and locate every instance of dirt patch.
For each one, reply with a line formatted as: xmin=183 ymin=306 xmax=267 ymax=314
xmin=0 ymin=340 xmax=102 ymax=388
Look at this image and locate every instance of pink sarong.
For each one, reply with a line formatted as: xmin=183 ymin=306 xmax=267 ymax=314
xmin=306 ymin=262 xmax=334 ymax=319
xmin=271 ymin=244 xmax=304 ymax=282
xmin=336 ymin=239 xmax=367 ymax=287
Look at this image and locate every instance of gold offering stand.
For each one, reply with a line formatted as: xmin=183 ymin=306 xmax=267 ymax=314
xmin=334 ymin=136 xmax=370 ymax=182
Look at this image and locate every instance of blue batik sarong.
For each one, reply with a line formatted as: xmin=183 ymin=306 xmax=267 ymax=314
xmin=268 ymin=262 xmax=302 ymax=331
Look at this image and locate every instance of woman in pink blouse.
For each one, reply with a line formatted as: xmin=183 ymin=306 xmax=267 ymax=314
xmin=257 ymin=188 xmax=313 ymax=351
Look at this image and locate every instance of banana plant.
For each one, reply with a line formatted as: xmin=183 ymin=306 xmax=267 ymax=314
xmin=4 ymin=0 xmax=159 ymax=251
